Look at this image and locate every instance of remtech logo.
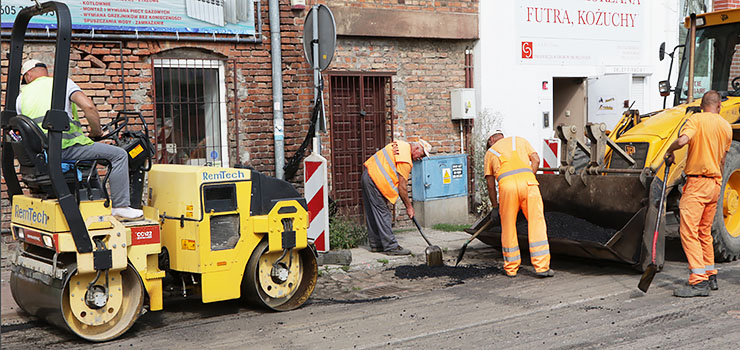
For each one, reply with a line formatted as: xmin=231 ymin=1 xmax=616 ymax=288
xmin=13 ymin=205 xmax=50 ymax=226
xmin=202 ymin=170 xmax=246 ymax=182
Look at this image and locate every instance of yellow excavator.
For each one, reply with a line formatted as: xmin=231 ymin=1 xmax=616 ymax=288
xmin=471 ymin=9 xmax=740 ymax=271
xmin=2 ymin=2 xmax=317 ymax=342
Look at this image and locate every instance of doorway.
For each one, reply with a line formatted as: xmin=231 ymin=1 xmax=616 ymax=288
xmin=328 ymin=74 xmax=393 ymax=216
xmin=553 ymin=77 xmax=587 ymax=142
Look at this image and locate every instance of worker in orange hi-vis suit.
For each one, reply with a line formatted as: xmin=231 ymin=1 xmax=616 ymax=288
xmin=362 ymin=139 xmax=432 ymax=256
xmin=484 ymin=130 xmax=553 ymax=278
xmin=665 ymin=90 xmax=731 ymax=298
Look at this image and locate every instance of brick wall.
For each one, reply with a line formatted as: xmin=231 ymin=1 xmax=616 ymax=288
xmin=715 ymin=0 xmax=740 ymax=10
xmin=1 ymin=0 xmax=479 ymax=230
xmin=328 ymin=38 xmax=472 ymax=222
xmin=0 ymin=0 xmax=314 ymax=229
xmin=716 ymin=0 xmax=740 ymax=90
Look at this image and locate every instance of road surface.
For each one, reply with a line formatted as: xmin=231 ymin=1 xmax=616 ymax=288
xmin=2 ymin=238 xmax=740 ymax=349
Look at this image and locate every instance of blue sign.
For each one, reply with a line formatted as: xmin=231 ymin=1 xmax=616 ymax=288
xmin=210 ymin=150 xmax=219 ymax=160
xmin=1 ymin=0 xmax=256 ymax=35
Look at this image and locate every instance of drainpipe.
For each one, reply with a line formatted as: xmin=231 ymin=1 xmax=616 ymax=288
xmin=269 ymin=0 xmax=285 ymax=179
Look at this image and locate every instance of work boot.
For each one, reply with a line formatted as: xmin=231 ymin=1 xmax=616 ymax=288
xmin=112 ymin=207 xmax=144 ymax=221
xmin=708 ymin=275 xmax=718 ymax=291
xmin=383 ymin=246 xmax=411 ymax=256
xmin=370 ymin=246 xmax=382 ymax=253
xmin=535 ymin=269 xmax=555 ymax=278
xmin=505 ymin=272 xmax=517 ymax=278
xmin=673 ymin=281 xmax=710 ymax=298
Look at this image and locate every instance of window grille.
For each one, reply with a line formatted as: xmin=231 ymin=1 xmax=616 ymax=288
xmin=153 ymin=58 xmax=229 ymax=167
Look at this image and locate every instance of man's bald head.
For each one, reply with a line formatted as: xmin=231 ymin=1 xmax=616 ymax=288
xmin=700 ymin=90 xmax=721 ymax=114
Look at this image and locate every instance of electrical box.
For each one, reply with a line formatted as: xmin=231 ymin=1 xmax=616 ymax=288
xmin=412 ymin=154 xmax=468 ymax=201
xmin=411 ymin=154 xmax=469 ymax=226
xmin=450 ymin=88 xmax=476 ymax=120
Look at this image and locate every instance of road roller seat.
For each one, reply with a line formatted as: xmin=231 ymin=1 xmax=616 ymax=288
xmin=8 ymin=114 xmax=106 ymax=201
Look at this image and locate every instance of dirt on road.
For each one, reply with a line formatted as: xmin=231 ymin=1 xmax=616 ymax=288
xmin=2 ymin=241 xmax=740 ymax=349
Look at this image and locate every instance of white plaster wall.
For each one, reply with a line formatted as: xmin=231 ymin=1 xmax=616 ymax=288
xmin=475 ymin=1 xmax=681 ymax=155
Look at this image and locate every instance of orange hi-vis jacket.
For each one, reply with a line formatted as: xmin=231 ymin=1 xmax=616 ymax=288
xmin=484 ymin=136 xmax=537 ymax=184
xmin=364 ymin=140 xmax=413 ymax=204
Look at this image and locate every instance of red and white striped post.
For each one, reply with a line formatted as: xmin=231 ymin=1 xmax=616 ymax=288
xmin=542 ymin=138 xmax=560 ymax=174
xmin=304 ymin=147 xmax=329 ymax=252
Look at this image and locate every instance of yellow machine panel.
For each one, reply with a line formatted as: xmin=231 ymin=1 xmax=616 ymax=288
xmin=147 ymin=164 xmax=312 ymax=303
xmin=148 ymin=164 xmax=255 ymax=275
xmin=11 ymin=196 xmax=112 ymax=232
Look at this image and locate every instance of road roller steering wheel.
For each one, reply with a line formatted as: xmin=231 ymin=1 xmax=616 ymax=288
xmin=732 ymin=76 xmax=740 ymax=94
xmin=91 ymin=112 xmax=128 ymax=141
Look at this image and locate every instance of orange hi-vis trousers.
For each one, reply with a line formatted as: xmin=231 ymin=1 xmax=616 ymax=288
xmin=498 ymin=173 xmax=550 ymax=276
xmin=679 ymin=176 xmax=721 ymax=285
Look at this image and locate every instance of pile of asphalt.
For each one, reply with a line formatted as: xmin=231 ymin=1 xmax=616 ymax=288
xmin=487 ymin=211 xmax=617 ymax=244
xmin=543 ymin=212 xmax=617 ymax=243
xmin=392 ymin=264 xmax=502 ymax=282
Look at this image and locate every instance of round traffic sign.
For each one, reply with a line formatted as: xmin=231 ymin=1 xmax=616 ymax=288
xmin=303 ymin=4 xmax=336 ymax=71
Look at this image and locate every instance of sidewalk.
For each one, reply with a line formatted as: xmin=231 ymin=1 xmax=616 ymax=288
xmin=336 ymin=227 xmax=488 ymax=271
xmin=0 ymin=227 xmax=486 ymax=326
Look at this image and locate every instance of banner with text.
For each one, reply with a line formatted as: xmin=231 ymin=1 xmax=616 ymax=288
xmin=1 ymin=0 xmax=256 ymax=35
xmin=517 ymin=0 xmax=645 ymax=66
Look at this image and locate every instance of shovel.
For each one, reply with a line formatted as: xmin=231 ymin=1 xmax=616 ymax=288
xmin=638 ymin=162 xmax=671 ymax=293
xmin=412 ymin=217 xmax=444 ymax=267
xmin=455 ymin=217 xmax=493 ymax=267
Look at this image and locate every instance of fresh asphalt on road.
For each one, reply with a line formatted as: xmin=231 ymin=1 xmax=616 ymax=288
xmin=1 ymin=231 xmax=739 ymax=349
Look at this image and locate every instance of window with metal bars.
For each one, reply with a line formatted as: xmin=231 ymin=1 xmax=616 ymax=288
xmin=153 ymin=58 xmax=229 ymax=167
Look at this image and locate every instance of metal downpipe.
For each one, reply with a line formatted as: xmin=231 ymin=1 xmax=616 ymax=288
xmin=269 ymin=0 xmax=285 ymax=179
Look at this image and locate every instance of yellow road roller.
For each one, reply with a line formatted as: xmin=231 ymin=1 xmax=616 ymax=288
xmin=2 ymin=2 xmax=317 ymax=342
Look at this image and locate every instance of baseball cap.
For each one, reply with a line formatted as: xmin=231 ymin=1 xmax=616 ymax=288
xmin=21 ymin=59 xmax=46 ymax=76
xmin=417 ymin=138 xmax=432 ymax=157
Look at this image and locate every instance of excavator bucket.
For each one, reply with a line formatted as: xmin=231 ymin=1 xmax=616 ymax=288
xmin=470 ymin=173 xmax=651 ymax=266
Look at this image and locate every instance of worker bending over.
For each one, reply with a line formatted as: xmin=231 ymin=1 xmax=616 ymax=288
xmin=16 ymin=59 xmax=143 ymax=220
xmin=665 ymin=90 xmax=731 ymax=297
xmin=362 ymin=139 xmax=431 ymax=255
xmin=485 ymin=130 xmax=553 ymax=277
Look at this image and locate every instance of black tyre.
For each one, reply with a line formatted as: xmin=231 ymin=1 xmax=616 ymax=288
xmin=712 ymin=141 xmax=740 ymax=261
xmin=242 ymin=240 xmax=318 ymax=311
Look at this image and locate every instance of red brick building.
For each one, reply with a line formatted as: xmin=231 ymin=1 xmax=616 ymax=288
xmin=0 ymin=0 xmax=479 ymax=229
xmin=716 ymin=0 xmax=740 ymax=9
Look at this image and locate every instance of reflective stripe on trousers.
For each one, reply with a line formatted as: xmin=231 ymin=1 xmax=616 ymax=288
xmin=497 ymin=167 xmax=532 ymax=182
xmin=502 ymin=246 xmax=521 ymax=263
xmin=498 ymin=172 xmax=550 ymax=275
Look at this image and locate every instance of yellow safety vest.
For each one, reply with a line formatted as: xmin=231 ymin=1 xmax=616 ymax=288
xmin=488 ymin=136 xmax=537 ymax=184
xmin=20 ymin=76 xmax=93 ymax=149
xmin=364 ymin=140 xmax=412 ymax=204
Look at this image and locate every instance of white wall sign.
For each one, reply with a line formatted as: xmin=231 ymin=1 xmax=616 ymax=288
xmin=517 ymin=0 xmax=645 ymax=66
xmin=587 ymin=74 xmax=631 ymax=128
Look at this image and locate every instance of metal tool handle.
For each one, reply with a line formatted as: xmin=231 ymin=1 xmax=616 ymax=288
xmin=651 ymin=163 xmax=671 ymax=264
xmin=412 ymin=217 xmax=434 ymax=247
